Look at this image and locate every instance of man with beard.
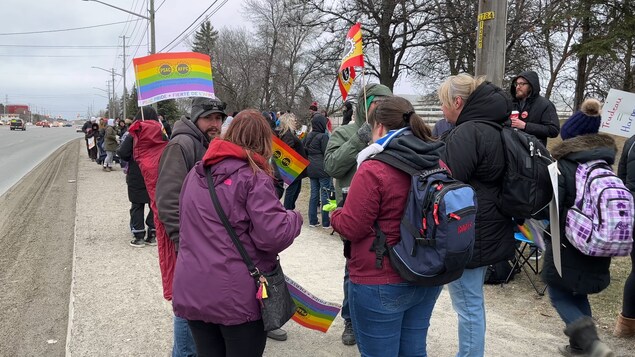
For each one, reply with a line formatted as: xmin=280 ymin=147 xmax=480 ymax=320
xmin=156 ymin=97 xmax=227 ymax=356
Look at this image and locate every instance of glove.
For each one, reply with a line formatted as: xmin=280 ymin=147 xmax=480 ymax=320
xmin=356 ymin=122 xmax=372 ymax=144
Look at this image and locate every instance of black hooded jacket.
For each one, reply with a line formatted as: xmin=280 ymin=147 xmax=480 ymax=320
xmin=618 ymin=134 xmax=635 ymax=191
xmin=117 ymin=133 xmax=150 ymax=204
xmin=304 ymin=115 xmax=330 ymax=178
xmin=441 ymin=82 xmax=515 ymax=269
xmin=541 ymin=134 xmax=615 ymax=294
xmin=510 ymin=71 xmax=560 ymax=146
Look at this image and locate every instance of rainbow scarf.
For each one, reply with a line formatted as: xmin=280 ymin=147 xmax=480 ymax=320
xmin=133 ymin=52 xmax=215 ymax=106
xmin=272 ymin=135 xmax=309 ymax=185
xmin=285 ymin=276 xmax=341 ymax=333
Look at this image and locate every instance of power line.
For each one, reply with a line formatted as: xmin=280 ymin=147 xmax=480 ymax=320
xmin=0 ymin=44 xmax=121 ymax=48
xmin=160 ymin=0 xmax=225 ymax=52
xmin=0 ymin=19 xmax=142 ymax=36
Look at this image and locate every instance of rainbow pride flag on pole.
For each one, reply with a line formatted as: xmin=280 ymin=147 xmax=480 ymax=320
xmin=285 ymin=276 xmax=341 ymax=333
xmin=272 ymin=135 xmax=309 ymax=185
xmin=133 ymin=52 xmax=215 ymax=106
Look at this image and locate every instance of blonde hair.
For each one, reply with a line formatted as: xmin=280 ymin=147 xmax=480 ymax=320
xmin=438 ymin=73 xmax=486 ymax=108
xmin=278 ymin=113 xmax=297 ymax=136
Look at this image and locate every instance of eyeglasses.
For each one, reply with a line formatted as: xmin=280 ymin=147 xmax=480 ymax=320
xmin=202 ymin=102 xmax=226 ymax=111
xmin=514 ymin=82 xmax=529 ymax=87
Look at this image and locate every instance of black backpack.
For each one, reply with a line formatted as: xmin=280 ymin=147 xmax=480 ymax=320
xmin=370 ymin=154 xmax=477 ymax=286
xmin=484 ymin=259 xmax=517 ymax=285
xmin=477 ymin=121 xmax=554 ymax=219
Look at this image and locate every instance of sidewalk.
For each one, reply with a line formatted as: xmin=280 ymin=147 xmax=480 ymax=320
xmin=66 ymin=139 xmax=625 ymax=356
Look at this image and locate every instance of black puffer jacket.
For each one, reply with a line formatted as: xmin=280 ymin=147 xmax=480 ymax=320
xmin=304 ymin=115 xmax=330 ymax=178
xmin=541 ymin=134 xmax=615 ymax=294
xmin=117 ymin=133 xmax=150 ymax=204
xmin=441 ymin=82 xmax=515 ymax=269
xmin=618 ymin=134 xmax=635 ymax=191
xmin=510 ymin=71 xmax=560 ymax=146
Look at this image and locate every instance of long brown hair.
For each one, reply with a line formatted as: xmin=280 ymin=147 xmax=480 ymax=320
xmin=367 ymin=96 xmax=433 ymax=141
xmin=223 ymin=109 xmax=273 ymax=174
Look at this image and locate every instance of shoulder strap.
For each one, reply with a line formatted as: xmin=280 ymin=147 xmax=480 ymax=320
xmin=205 ymin=167 xmax=260 ymax=278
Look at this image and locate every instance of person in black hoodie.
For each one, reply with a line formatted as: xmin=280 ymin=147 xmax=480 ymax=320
xmin=438 ymin=73 xmax=515 ymax=357
xmin=341 ymin=101 xmax=353 ymax=125
xmin=509 ymin=70 xmax=560 ymax=146
xmin=117 ymin=107 xmax=159 ymax=247
xmin=304 ymin=114 xmax=333 ymax=228
xmin=542 ymin=100 xmax=615 ymax=357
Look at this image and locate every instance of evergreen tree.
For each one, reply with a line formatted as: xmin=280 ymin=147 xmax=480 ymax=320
xmin=157 ymin=100 xmax=180 ymax=123
xmin=192 ymin=21 xmax=219 ymax=56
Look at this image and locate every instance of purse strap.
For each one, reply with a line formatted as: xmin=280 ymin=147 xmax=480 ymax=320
xmin=205 ymin=167 xmax=260 ymax=278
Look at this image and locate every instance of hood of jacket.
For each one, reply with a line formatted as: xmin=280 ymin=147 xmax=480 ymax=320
xmin=355 ymin=83 xmax=393 ymax=125
xmin=381 ymin=130 xmax=444 ymax=171
xmin=311 ymin=114 xmax=328 ymax=133
xmin=171 ymin=115 xmax=210 ymax=147
xmin=457 ymin=82 xmax=512 ymax=125
xmin=551 ymin=133 xmax=617 ymax=164
xmin=202 ymin=138 xmax=269 ymax=176
xmin=510 ymin=70 xmax=540 ymax=99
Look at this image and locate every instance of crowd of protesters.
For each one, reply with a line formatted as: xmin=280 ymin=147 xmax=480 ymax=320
xmin=78 ymin=69 xmax=635 ymax=357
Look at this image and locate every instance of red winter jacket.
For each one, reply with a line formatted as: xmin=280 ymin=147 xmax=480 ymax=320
xmin=128 ymin=120 xmax=175 ymax=300
xmin=331 ymin=160 xmax=410 ymax=284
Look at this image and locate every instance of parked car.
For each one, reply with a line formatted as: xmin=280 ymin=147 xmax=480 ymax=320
xmin=10 ymin=119 xmax=26 ymax=131
xmin=42 ymin=121 xmax=51 ymax=128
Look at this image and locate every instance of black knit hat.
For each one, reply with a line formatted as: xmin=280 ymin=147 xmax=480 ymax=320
xmin=560 ymin=98 xmax=602 ymax=140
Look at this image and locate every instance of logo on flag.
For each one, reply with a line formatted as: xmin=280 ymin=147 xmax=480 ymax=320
xmin=339 ymin=23 xmax=364 ymax=72
xmin=338 ymin=67 xmax=356 ymax=101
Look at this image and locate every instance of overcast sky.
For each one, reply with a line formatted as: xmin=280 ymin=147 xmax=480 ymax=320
xmin=1 ymin=0 xmax=417 ymax=120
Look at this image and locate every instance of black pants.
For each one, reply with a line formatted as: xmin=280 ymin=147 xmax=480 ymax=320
xmin=188 ymin=319 xmax=266 ymax=357
xmin=130 ymin=202 xmax=154 ymax=239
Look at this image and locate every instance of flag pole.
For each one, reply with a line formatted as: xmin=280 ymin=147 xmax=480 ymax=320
xmin=362 ymin=68 xmax=368 ymax=123
xmin=134 ymin=63 xmax=144 ymax=121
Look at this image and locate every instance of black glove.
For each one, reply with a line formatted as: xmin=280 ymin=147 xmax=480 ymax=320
xmin=356 ymin=122 xmax=372 ymax=144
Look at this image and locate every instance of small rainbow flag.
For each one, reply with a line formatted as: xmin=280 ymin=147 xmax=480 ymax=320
xmin=517 ymin=218 xmax=548 ymax=250
xmin=133 ymin=52 xmax=215 ymax=106
xmin=272 ymin=135 xmax=309 ymax=185
xmin=285 ymin=276 xmax=341 ymax=333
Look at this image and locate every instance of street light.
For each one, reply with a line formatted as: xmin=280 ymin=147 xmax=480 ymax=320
xmin=82 ymin=0 xmax=155 ymax=55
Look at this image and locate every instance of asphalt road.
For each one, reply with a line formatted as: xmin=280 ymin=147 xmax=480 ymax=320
xmin=0 ymin=139 xmax=79 ymax=356
xmin=0 ymin=125 xmax=83 ymax=195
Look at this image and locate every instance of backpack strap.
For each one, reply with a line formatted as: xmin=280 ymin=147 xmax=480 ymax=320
xmin=371 ymin=221 xmax=388 ymax=269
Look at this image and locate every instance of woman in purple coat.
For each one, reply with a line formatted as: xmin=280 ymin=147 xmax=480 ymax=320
xmin=172 ymin=109 xmax=303 ymax=357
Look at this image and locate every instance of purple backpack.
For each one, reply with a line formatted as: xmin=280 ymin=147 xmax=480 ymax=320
xmin=565 ymin=160 xmax=634 ymax=257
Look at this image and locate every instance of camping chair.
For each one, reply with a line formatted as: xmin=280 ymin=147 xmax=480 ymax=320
xmin=506 ymin=232 xmax=548 ymax=296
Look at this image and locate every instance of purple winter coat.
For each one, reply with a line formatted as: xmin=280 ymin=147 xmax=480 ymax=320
xmin=172 ymin=159 xmax=302 ymax=325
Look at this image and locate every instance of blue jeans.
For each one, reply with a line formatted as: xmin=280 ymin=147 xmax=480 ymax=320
xmin=283 ymin=178 xmax=302 ymax=210
xmin=341 ymin=262 xmax=350 ymax=322
xmin=173 ymin=315 xmax=197 ymax=357
xmin=547 ymin=285 xmax=592 ymax=325
xmin=309 ymin=177 xmax=332 ymax=227
xmin=348 ymin=282 xmax=442 ymax=357
xmin=447 ymin=266 xmax=488 ymax=357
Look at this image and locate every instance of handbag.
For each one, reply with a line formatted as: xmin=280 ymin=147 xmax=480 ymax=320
xmin=205 ymin=167 xmax=296 ymax=331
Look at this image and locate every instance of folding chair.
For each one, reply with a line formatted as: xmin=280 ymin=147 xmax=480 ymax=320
xmin=506 ymin=232 xmax=548 ymax=296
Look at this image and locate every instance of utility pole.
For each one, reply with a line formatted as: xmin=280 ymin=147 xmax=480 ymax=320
xmin=121 ymin=36 xmax=127 ymax=120
xmin=475 ymin=0 xmax=508 ymax=87
xmin=106 ymin=81 xmax=112 ymax=119
xmin=110 ymin=68 xmax=117 ymax=118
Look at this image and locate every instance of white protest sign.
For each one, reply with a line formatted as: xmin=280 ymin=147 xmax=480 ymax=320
xmin=547 ymin=161 xmax=562 ymax=277
xmin=599 ymin=89 xmax=635 ymax=138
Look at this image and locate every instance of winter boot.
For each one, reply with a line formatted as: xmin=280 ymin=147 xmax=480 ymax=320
xmin=613 ymin=313 xmax=635 ymax=338
xmin=145 ymin=229 xmax=157 ymax=246
xmin=563 ymin=316 xmax=613 ymax=357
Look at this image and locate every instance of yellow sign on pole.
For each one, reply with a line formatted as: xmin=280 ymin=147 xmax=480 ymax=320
xmin=477 ymin=11 xmax=496 ymax=49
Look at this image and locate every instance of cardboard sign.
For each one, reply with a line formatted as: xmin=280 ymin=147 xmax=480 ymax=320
xmin=600 ymin=89 xmax=635 ymax=138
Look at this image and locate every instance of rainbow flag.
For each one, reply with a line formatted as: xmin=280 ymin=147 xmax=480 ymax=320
xmin=285 ymin=276 xmax=341 ymax=333
xmin=133 ymin=52 xmax=215 ymax=106
xmin=517 ymin=218 xmax=548 ymax=250
xmin=272 ymin=135 xmax=309 ymax=185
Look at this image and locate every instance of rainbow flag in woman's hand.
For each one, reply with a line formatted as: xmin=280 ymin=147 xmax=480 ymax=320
xmin=133 ymin=52 xmax=215 ymax=106
xmin=285 ymin=276 xmax=341 ymax=333
xmin=272 ymin=136 xmax=309 ymax=185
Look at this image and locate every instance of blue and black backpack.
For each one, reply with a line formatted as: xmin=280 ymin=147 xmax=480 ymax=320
xmin=371 ymin=153 xmax=477 ymax=286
